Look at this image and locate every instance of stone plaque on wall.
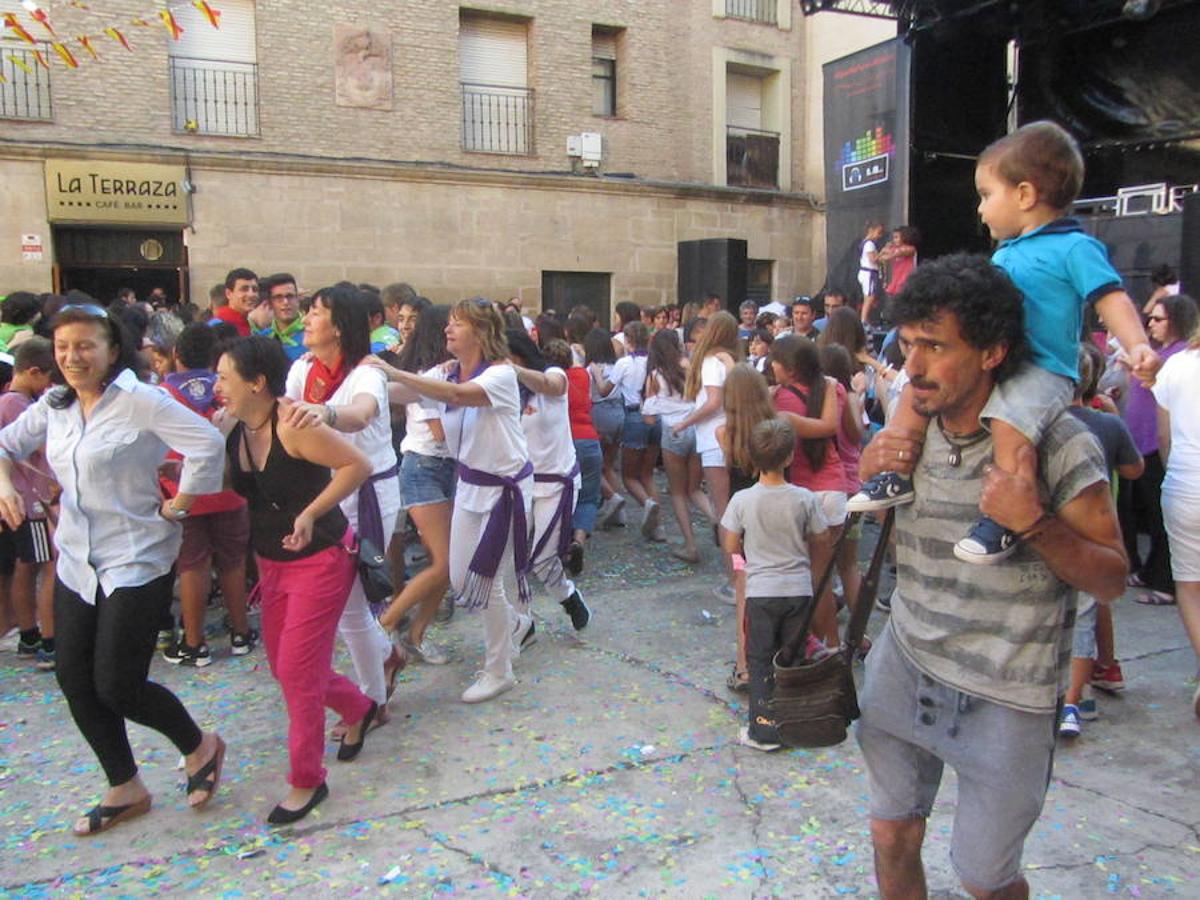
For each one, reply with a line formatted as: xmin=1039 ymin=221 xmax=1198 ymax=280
xmin=334 ymin=25 xmax=393 ymax=110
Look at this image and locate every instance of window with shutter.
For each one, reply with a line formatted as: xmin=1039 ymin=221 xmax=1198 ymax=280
xmin=459 ymin=14 xmax=532 ymax=154
xmin=591 ymin=27 xmax=618 ymax=117
xmin=168 ymin=0 xmax=258 ymax=136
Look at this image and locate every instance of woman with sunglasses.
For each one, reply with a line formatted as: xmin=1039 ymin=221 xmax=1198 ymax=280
xmin=368 ymin=298 xmax=533 ymax=704
xmin=0 ymin=302 xmax=227 ymax=836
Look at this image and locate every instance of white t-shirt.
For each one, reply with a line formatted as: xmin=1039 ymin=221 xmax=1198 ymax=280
xmin=590 ymin=362 xmax=620 ymax=404
xmin=1152 ymin=348 xmax=1200 ymax=501
xmin=860 ymin=239 xmax=879 ymax=271
xmin=440 ymin=363 xmax=531 ymax=513
xmin=693 ymin=354 xmax=728 ymax=453
xmin=400 ymin=365 xmax=449 ymax=458
xmin=641 ymin=370 xmax=692 ymax=425
xmin=610 ymin=353 xmax=648 ymax=408
xmin=520 ymin=367 xmax=579 ymax=498
xmin=286 ymin=358 xmax=399 ymax=528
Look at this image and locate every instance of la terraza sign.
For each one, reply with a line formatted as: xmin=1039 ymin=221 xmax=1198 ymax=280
xmin=45 ymin=159 xmax=189 ymax=225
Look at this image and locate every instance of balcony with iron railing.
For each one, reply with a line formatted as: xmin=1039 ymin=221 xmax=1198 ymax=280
xmin=726 ymin=0 xmax=779 ymax=24
xmin=0 ymin=44 xmax=52 ymax=121
xmin=727 ymin=125 xmax=780 ymax=189
xmin=170 ymin=56 xmax=259 ymax=137
xmin=461 ymin=82 xmax=534 ymax=155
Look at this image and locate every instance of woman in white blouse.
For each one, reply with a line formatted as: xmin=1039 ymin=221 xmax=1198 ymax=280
xmin=0 ymin=303 xmax=227 ymax=836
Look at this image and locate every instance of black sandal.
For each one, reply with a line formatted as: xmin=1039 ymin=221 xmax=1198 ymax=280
xmin=75 ymin=794 xmax=152 ymax=836
xmin=185 ymin=734 xmax=226 ymax=809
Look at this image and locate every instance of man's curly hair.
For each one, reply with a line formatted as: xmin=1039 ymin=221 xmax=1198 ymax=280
xmin=886 ymin=253 xmax=1027 ymax=383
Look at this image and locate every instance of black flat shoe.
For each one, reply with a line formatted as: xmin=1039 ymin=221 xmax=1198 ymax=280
xmin=267 ymin=782 xmax=328 ymax=826
xmin=337 ymin=701 xmax=378 ymax=762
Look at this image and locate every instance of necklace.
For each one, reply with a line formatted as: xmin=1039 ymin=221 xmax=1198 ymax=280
xmin=935 ymin=417 xmax=989 ymax=467
xmin=243 ymin=407 xmax=273 ymax=434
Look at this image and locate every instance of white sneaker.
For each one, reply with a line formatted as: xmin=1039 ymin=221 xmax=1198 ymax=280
xmin=597 ymin=494 xmax=626 ymax=529
xmin=613 ymin=504 xmax=627 ymax=527
xmin=738 ymin=726 xmax=782 ymax=752
xmin=511 ymin=614 xmax=536 ymax=657
xmin=461 ymin=672 xmax=515 ymax=704
xmin=640 ymin=499 xmax=660 ymax=540
xmin=401 ymin=633 xmax=450 ymax=666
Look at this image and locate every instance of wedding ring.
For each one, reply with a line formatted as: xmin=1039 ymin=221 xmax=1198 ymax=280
xmin=898 ymin=449 xmax=906 ymax=461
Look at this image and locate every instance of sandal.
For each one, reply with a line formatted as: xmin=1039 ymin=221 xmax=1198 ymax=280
xmin=75 ymin=793 xmax=152 ymax=836
xmin=384 ymin=644 xmax=408 ymax=700
xmin=725 ymin=667 xmax=749 ymax=694
xmin=185 ymin=734 xmax=226 ymax=809
xmin=1135 ymin=590 xmax=1176 ymax=606
xmin=1126 ymin=572 xmax=1146 ymax=588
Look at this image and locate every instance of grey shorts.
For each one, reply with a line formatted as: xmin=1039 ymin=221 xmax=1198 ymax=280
xmin=1071 ymin=594 xmax=1098 ymax=659
xmin=661 ymin=422 xmax=696 ymax=457
xmin=979 ymin=362 xmax=1073 ymax=445
xmin=856 ymin=624 xmax=1057 ymax=892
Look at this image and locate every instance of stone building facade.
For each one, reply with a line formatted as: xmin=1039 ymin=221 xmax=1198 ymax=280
xmin=1 ymin=0 xmax=892 ymax=315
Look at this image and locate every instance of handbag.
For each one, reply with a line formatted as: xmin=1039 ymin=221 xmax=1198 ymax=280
xmin=770 ymin=508 xmax=895 ymax=748
xmin=352 ymin=534 xmax=393 ymax=605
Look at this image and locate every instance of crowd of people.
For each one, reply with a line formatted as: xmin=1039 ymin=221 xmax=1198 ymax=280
xmin=1 ymin=118 xmax=1198 ymax=898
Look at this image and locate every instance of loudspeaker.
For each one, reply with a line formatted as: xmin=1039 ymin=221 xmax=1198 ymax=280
xmin=677 ymin=239 xmax=748 ymax=313
xmin=1180 ymin=192 xmax=1200 ymax=298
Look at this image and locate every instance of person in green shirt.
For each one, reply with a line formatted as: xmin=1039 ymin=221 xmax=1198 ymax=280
xmin=256 ymin=273 xmax=306 ymax=363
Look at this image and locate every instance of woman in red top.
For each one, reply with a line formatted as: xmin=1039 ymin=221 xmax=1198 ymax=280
xmin=546 ymin=339 xmax=598 ymax=575
xmin=769 ymin=334 xmax=846 ymax=648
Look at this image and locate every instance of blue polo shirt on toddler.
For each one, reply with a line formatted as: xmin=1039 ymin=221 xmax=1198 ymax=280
xmin=992 ymin=217 xmax=1122 ymax=382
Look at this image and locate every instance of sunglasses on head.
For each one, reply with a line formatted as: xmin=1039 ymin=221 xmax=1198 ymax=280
xmin=59 ymin=303 xmax=110 ymax=319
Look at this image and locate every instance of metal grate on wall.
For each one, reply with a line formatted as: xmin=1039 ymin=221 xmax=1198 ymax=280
xmin=0 ymin=44 xmax=52 ymax=120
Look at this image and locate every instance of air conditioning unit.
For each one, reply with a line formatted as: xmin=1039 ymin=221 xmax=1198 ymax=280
xmin=580 ymin=132 xmax=602 ymax=167
xmin=566 ymin=135 xmax=583 ymax=158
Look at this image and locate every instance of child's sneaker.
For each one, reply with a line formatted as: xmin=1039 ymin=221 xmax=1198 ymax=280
xmin=163 ymin=640 xmax=212 ymax=668
xmin=954 ymin=515 xmax=1018 ymax=565
xmin=847 ymin=472 xmax=914 ymax=513
xmin=35 ymin=647 xmax=56 ymax=671
xmin=1078 ymin=685 xmax=1098 ymax=721
xmin=1058 ymin=704 xmax=1081 ymax=738
xmin=738 ymin=725 xmax=782 ymax=752
xmin=16 ymin=637 xmax=40 ymax=658
xmin=1090 ymin=661 xmax=1125 ymax=693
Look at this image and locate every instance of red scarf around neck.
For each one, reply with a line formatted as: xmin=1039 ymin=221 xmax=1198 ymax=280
xmin=303 ymin=354 xmax=348 ymax=403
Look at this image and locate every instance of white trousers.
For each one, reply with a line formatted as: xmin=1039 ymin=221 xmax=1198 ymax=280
xmin=338 ymin=494 xmax=399 ymax=705
xmin=528 ymin=487 xmax=576 ymax=604
xmin=450 ymin=499 xmax=528 ymax=681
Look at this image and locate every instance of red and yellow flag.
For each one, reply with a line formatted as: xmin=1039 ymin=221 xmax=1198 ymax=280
xmin=9 ymin=55 xmax=34 ymax=75
xmin=158 ymin=10 xmax=183 ymax=40
xmin=193 ymin=1 xmax=221 ymax=29
xmin=77 ymin=34 xmax=98 ymax=60
xmin=3 ymin=13 xmax=38 ymax=46
xmin=104 ymin=26 xmax=132 ymax=52
xmin=28 ymin=7 xmax=57 ymax=38
xmin=51 ymin=41 xmax=78 ymax=68
xmin=32 ymin=49 xmax=49 ymax=69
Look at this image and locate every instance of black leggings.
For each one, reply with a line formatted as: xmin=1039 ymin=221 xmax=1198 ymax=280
xmin=54 ymin=572 xmax=204 ymax=786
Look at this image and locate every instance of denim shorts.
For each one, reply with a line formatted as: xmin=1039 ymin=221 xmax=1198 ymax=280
xmin=400 ymin=451 xmax=456 ymax=510
xmin=661 ymin=422 xmax=696 ymax=457
xmin=592 ymin=399 xmax=625 ymax=443
xmin=621 ymin=409 xmax=662 ymax=450
xmin=1071 ymin=595 xmax=1098 ymax=659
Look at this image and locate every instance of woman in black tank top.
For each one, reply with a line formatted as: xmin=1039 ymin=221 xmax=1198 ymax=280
xmin=215 ymin=337 xmax=375 ymax=826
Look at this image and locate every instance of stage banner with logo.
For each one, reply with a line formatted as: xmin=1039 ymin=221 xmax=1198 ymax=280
xmin=822 ymin=38 xmax=911 ymax=304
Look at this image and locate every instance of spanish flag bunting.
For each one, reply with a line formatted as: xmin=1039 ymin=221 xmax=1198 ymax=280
xmin=77 ymin=34 xmax=98 ymax=60
xmin=104 ymin=26 xmax=132 ymax=51
xmin=159 ymin=10 xmax=184 ymax=40
xmin=69 ymin=1 xmax=90 ymax=8
xmin=193 ymin=1 xmax=221 ymax=29
xmin=0 ymin=72 xmax=6 ymax=84
xmin=9 ymin=55 xmax=34 ymax=75
xmin=51 ymin=41 xmax=78 ymax=68
xmin=3 ymin=13 xmax=38 ymax=46
xmin=26 ymin=6 xmax=58 ymax=38
xmin=33 ymin=48 xmax=49 ymax=69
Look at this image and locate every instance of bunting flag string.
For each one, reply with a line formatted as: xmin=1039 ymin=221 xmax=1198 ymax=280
xmin=1 ymin=1 xmax=221 ymax=71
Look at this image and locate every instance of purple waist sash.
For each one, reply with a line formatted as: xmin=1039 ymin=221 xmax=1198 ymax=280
xmin=456 ymin=459 xmax=533 ymax=609
xmin=530 ymin=461 xmax=581 ymax=565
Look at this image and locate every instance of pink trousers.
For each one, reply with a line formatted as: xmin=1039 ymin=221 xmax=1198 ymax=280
xmin=257 ymin=543 xmax=372 ymax=789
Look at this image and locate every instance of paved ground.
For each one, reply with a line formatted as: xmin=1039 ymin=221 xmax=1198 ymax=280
xmin=1 ymin=514 xmax=1198 ymax=898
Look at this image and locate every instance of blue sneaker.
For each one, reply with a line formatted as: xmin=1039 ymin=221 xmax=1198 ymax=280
xmin=954 ymin=515 xmax=1018 ymax=565
xmin=847 ymin=472 xmax=914 ymax=513
xmin=35 ymin=647 xmax=55 ymax=672
xmin=1059 ymin=704 xmax=1081 ymax=738
xmin=1078 ymin=695 xmax=1098 ymax=721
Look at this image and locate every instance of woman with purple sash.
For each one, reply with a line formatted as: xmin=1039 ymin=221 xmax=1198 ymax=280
xmin=369 ymin=299 xmax=533 ymax=704
xmin=280 ymin=283 xmax=405 ymax=725
xmin=506 ymin=330 xmax=590 ymax=632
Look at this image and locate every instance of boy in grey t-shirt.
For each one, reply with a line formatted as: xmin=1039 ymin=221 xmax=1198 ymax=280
xmin=721 ymin=419 xmax=829 ymax=750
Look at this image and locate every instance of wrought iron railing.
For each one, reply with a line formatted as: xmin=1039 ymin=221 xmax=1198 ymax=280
xmin=0 ymin=45 xmax=52 ymax=120
xmin=170 ymin=56 xmax=259 ymax=137
xmin=727 ymin=125 xmax=780 ymax=189
xmin=726 ymin=0 xmax=779 ymax=24
xmin=461 ymin=82 xmax=534 ymax=155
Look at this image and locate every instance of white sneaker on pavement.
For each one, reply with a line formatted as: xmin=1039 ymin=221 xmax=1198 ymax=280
xmin=401 ymin=633 xmax=450 ymax=666
xmin=640 ymin=499 xmax=660 ymax=540
xmin=461 ymin=672 xmax=515 ymax=704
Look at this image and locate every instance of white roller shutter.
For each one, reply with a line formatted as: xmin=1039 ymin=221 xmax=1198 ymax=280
xmin=169 ymin=0 xmax=256 ymax=63
xmin=727 ymin=72 xmax=763 ymax=130
xmin=592 ymin=31 xmax=617 ymax=61
xmin=459 ymin=16 xmax=527 ymax=87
